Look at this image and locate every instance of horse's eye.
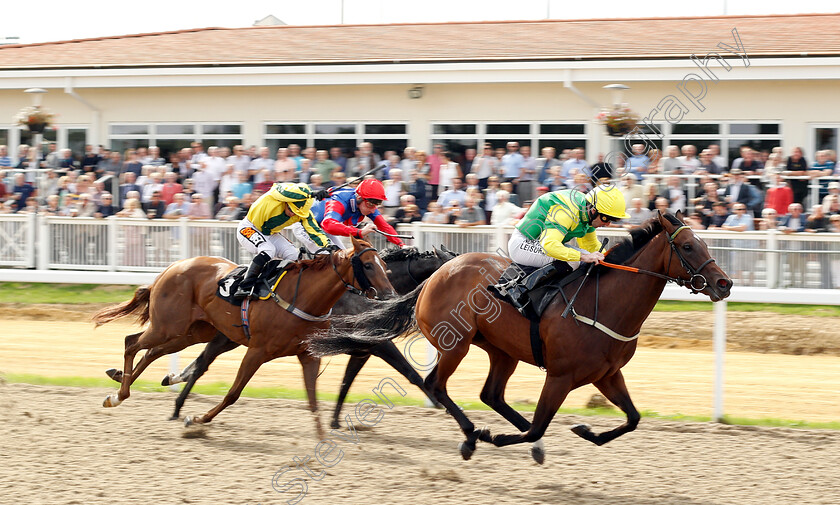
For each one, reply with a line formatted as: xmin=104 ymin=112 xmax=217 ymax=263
xmin=683 ymin=243 xmax=692 ymax=251
xmin=364 ymin=263 xmax=373 ymax=270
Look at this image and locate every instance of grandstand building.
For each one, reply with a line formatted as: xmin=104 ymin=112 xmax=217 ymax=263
xmin=0 ymin=13 xmax=837 ymax=163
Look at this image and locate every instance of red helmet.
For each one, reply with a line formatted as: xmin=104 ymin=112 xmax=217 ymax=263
xmin=355 ymin=179 xmax=386 ymax=201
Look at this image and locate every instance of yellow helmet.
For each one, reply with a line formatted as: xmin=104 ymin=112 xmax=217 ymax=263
xmin=585 ymin=186 xmax=631 ymax=220
xmin=271 ymin=183 xmax=314 ymax=218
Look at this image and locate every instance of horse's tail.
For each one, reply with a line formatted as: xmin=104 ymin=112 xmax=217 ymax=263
xmin=92 ymin=285 xmax=151 ymax=328
xmin=308 ymin=282 xmax=423 ymax=357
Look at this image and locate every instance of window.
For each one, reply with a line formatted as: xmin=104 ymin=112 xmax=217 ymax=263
xmin=724 ymin=122 xmax=782 ymax=166
xmin=264 ymin=122 xmax=409 ymax=158
xmin=108 ymin=123 xmax=243 ymax=160
xmin=651 ymin=122 xmax=781 ymax=169
xmin=730 ymin=123 xmax=779 ymax=135
xmin=812 ymin=126 xmax=839 ymax=158
xmin=430 ymin=122 xmax=588 ymax=166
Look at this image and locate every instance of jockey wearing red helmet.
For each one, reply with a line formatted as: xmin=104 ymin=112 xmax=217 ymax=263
xmin=293 ymin=178 xmax=405 ymax=251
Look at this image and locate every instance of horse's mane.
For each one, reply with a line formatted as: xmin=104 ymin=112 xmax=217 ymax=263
xmin=602 ymin=213 xmax=683 ymax=266
xmin=292 ymin=253 xmax=335 ymax=272
xmin=379 ymin=247 xmax=435 ymax=263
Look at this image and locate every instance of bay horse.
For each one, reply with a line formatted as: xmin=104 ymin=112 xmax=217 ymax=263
xmin=309 ymin=212 xmax=732 ymax=460
xmin=146 ymin=246 xmax=457 ymax=425
xmin=93 ymin=237 xmax=394 ymax=437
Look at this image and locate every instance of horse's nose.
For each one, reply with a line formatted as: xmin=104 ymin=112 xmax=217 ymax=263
xmin=717 ymin=277 xmax=733 ymax=295
xmin=378 ymin=287 xmax=397 ymax=300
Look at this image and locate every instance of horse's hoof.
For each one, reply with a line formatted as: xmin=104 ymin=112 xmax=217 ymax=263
xmin=161 ymin=373 xmax=181 ymax=387
xmin=571 ymin=424 xmax=591 ymax=437
xmin=330 ymin=420 xmax=341 ymax=430
xmin=458 ymin=441 xmax=476 ymax=461
xmin=477 ymin=427 xmax=493 ymax=443
xmin=102 ymin=394 xmax=121 ymax=408
xmin=530 ymin=439 xmax=546 ymax=465
xmin=168 ymin=414 xmax=180 ymax=421
xmin=105 ymin=369 xmax=123 ymax=382
xmin=184 ymin=416 xmax=195 ymax=427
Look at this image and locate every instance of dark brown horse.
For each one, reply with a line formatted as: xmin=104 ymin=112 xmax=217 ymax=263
xmin=93 ymin=237 xmax=394 ymax=437
xmin=310 ymin=212 xmax=732 ymax=460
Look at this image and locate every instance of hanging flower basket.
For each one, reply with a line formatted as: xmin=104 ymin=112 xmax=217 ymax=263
xmin=597 ymin=105 xmax=639 ymax=137
xmin=15 ymin=105 xmax=55 ymax=133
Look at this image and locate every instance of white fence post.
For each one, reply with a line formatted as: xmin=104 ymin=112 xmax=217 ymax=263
xmin=37 ymin=215 xmax=50 ymax=270
xmin=25 ymin=213 xmax=36 ymax=268
xmin=412 ymin=221 xmax=424 ymax=251
xmin=107 ymin=217 xmax=118 ymax=272
xmin=766 ymin=229 xmax=779 ymax=288
xmin=179 ymin=218 xmax=190 ymax=259
xmin=713 ymin=300 xmax=727 ymax=422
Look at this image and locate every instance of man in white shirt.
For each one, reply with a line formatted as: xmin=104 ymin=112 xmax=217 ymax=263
xmin=203 ymin=146 xmax=227 ymax=205
xmin=249 ymin=147 xmax=275 ymax=184
xmin=226 ymin=145 xmax=252 ymax=180
xmin=489 ymin=190 xmax=523 ymax=226
xmin=472 ymin=144 xmax=497 ymax=190
xmin=677 ymin=145 xmax=701 ymax=174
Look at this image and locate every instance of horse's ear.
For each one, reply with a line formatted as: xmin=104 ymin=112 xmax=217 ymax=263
xmin=656 ymin=209 xmax=669 ymax=228
xmin=351 ymin=236 xmax=363 ymax=250
xmin=440 ymin=244 xmax=458 ymax=257
xmin=675 ymin=209 xmax=685 ymax=222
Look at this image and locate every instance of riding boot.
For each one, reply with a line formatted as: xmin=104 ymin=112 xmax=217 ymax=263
xmin=234 ymin=251 xmax=271 ymax=299
xmin=506 ymin=262 xmax=568 ymax=311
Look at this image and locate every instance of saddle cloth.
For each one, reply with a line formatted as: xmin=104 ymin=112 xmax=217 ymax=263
xmin=216 ymin=259 xmax=293 ymax=306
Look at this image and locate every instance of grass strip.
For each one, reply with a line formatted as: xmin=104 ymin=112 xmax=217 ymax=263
xmin=3 ymin=282 xmax=839 ymax=316
xmin=0 ymin=282 xmax=138 ymax=304
xmin=4 ymin=372 xmax=838 ymax=431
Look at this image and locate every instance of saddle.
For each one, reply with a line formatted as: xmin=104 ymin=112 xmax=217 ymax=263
xmin=489 ymin=263 xmax=587 ymax=370
xmin=216 ymin=259 xmax=294 ymax=306
xmin=490 ymin=264 xmax=586 ymax=319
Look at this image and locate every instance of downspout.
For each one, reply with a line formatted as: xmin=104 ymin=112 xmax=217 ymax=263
xmin=64 ymin=77 xmax=101 ymax=148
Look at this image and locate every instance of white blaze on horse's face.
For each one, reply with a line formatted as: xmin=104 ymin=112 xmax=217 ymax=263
xmin=373 ymin=254 xmax=387 ymax=277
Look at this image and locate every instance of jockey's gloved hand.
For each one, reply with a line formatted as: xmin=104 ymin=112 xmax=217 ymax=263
xmin=313 ymin=189 xmax=330 ymax=201
xmin=326 ymin=244 xmax=342 ymax=252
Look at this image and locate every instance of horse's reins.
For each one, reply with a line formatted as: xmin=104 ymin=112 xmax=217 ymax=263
xmin=597 ymin=225 xmax=715 ymax=293
xmin=551 ymin=224 xmax=717 ymax=348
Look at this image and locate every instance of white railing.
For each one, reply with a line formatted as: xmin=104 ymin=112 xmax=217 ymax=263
xmin=1 ymin=215 xmax=840 ymax=291
xmin=0 ymin=213 xmax=35 ymax=268
xmin=2 ymin=214 xmax=839 ymax=422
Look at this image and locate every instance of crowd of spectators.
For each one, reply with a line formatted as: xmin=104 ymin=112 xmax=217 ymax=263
xmin=1 ymin=140 xmax=839 ymax=238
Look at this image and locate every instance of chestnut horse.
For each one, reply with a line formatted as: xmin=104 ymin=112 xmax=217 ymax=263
xmin=93 ymin=237 xmax=394 ymax=437
xmin=149 ymin=246 xmax=457 ymax=424
xmin=310 ymin=213 xmax=732 ymax=460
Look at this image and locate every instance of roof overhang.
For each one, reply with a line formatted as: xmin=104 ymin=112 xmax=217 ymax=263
xmin=0 ymin=56 xmax=837 ymax=90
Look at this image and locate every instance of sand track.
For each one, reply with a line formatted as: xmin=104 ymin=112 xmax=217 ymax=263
xmin=2 ymin=304 xmax=839 ymax=504
xmin=0 ymin=383 xmax=838 ymax=505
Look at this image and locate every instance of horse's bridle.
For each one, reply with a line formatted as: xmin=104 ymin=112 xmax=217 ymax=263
xmin=599 ymin=225 xmax=715 ymax=294
xmin=328 ymin=246 xmax=380 ymax=298
xmin=665 ymin=225 xmax=716 ymax=293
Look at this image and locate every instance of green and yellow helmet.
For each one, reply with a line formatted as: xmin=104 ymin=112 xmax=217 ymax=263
xmin=585 ymin=186 xmax=631 ymax=220
xmin=271 ymin=182 xmax=314 ymax=218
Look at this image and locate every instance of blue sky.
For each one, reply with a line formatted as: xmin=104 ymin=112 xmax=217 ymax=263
xmin=1 ymin=0 xmax=837 ymax=45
